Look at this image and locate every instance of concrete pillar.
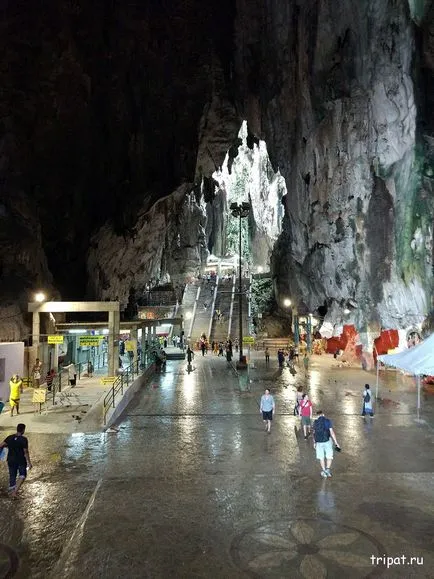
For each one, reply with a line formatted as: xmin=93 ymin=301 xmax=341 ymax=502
xmin=32 ymin=312 xmax=40 ymax=347
xmin=130 ymin=326 xmax=138 ymax=363
xmin=113 ymin=310 xmax=120 ymax=374
xmin=108 ymin=311 xmax=115 ymax=377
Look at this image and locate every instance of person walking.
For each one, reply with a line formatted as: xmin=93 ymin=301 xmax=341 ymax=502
xmin=294 ymin=386 xmax=303 ymax=416
xmin=32 ymin=358 xmax=42 ymax=388
xmin=303 ymin=353 xmax=309 ymax=375
xmin=0 ymin=423 xmax=32 ymax=498
xmin=265 ymin=347 xmax=270 ymax=366
xmin=63 ymin=363 xmax=77 ymax=386
xmin=45 ymin=369 xmax=56 ymax=392
xmin=9 ymin=375 xmax=23 ymax=417
xmin=186 ymin=346 xmax=194 ymax=364
xmin=277 ymin=350 xmax=284 ymax=368
xmin=361 ymin=384 xmax=374 ymax=418
xmin=299 ymin=393 xmax=313 ymax=439
xmin=313 ymin=410 xmax=340 ymax=478
xmin=260 ymin=388 xmax=275 ymax=433
xmin=87 ymin=360 xmax=94 ymax=378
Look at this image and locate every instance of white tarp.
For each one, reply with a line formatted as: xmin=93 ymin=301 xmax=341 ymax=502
xmin=378 ymin=333 xmax=434 ymax=376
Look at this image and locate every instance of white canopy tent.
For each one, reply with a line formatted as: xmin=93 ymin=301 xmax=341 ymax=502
xmin=377 ymin=333 xmax=434 ymax=417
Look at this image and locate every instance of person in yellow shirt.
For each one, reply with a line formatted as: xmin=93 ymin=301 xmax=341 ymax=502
xmin=9 ymin=375 xmax=23 ymax=417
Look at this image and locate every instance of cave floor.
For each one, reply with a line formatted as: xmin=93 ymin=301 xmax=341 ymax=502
xmin=0 ymin=353 xmax=433 ymax=578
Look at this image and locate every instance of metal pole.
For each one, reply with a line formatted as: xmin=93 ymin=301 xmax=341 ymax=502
xmin=306 ymin=315 xmax=312 ymax=354
xmin=293 ymin=307 xmax=299 ymax=347
xmin=375 ymin=358 xmax=380 ymax=399
xmin=239 ymin=213 xmax=243 ymax=362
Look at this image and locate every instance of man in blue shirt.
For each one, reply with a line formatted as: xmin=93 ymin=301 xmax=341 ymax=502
xmin=260 ymin=388 xmax=275 ymax=433
xmin=313 ymin=410 xmax=340 ymax=478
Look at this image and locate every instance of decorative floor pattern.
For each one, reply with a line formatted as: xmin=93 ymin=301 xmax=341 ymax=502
xmin=231 ymin=518 xmax=386 ymax=579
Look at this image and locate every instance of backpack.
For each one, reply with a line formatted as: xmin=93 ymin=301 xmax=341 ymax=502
xmin=364 ymin=391 xmax=371 ymax=403
xmin=313 ymin=416 xmax=330 ymax=443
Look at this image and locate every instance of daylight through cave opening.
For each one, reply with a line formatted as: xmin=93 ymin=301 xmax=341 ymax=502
xmin=208 ymin=121 xmax=287 ymax=274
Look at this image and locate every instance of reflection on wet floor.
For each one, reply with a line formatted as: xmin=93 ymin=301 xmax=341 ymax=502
xmin=0 ymin=353 xmax=433 ymax=578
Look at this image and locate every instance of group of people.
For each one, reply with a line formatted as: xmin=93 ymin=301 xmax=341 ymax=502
xmin=261 ymin=385 xmax=341 ymax=478
xmin=198 ymin=336 xmax=239 ymax=362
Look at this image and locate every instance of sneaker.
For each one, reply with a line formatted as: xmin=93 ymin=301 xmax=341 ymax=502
xmin=321 ymin=470 xmax=328 ymax=478
xmin=325 ymin=469 xmax=332 ymax=477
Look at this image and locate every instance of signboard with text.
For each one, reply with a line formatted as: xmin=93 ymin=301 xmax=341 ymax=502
xmin=48 ymin=335 xmax=64 ymax=344
xmin=101 ymin=377 xmax=117 ymax=385
xmin=79 ymin=336 xmax=103 ymax=347
xmin=32 ymin=389 xmax=47 ymax=403
xmin=242 ymin=336 xmax=255 ymax=344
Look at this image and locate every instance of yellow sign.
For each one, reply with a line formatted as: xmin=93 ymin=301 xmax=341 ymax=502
xmin=101 ymin=377 xmax=117 ymax=385
xmin=125 ymin=340 xmax=136 ymax=352
xmin=243 ymin=336 xmax=255 ymax=344
xmin=79 ymin=335 xmax=103 ymax=347
xmin=32 ymin=389 xmax=47 ymax=403
xmin=48 ymin=335 xmax=64 ymax=344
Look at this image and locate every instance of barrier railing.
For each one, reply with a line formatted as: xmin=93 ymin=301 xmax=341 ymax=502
xmin=103 ymin=357 xmax=154 ymax=426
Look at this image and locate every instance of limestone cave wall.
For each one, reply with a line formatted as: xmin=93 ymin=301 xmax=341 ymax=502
xmin=234 ymin=0 xmax=433 ymax=344
xmin=0 ymin=0 xmax=433 ymax=343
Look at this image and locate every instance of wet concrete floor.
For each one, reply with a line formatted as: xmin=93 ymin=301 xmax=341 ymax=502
xmin=1 ymin=354 xmax=434 ymax=578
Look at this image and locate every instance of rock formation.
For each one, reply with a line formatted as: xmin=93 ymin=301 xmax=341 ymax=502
xmin=0 ymin=0 xmax=432 ymax=348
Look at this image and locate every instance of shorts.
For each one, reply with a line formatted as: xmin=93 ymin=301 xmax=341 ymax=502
xmin=301 ymin=416 xmax=311 ymax=427
xmin=262 ymin=410 xmax=273 ymax=421
xmin=8 ymin=463 xmax=27 ymax=489
xmin=315 ymin=439 xmax=334 ymax=460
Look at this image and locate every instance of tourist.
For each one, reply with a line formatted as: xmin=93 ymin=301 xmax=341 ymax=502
xmin=226 ymin=345 xmax=232 ymax=362
xmin=260 ymin=388 xmax=275 ymax=434
xmin=294 ymin=385 xmax=303 ymax=416
xmin=9 ymin=375 xmax=23 ymax=417
xmin=313 ymin=410 xmax=340 ymax=478
xmin=32 ymin=358 xmax=42 ymax=388
xmin=87 ymin=361 xmax=94 ymax=378
xmin=218 ymin=342 xmax=224 ymax=357
xmin=45 ymin=369 xmax=56 ymax=392
xmin=63 ymin=363 xmax=77 ymax=386
xmin=303 ymin=353 xmax=309 ymax=375
xmin=200 ymin=341 xmax=206 ymax=356
xmin=187 ymin=346 xmax=194 ymax=364
xmin=361 ymin=384 xmax=374 ymax=418
xmin=0 ymin=423 xmax=32 ymax=498
xmin=277 ymin=349 xmax=284 ymax=368
xmin=228 ymin=339 xmax=233 ymax=355
xmin=265 ymin=347 xmax=270 ymax=366
xmin=299 ymin=393 xmax=313 ymax=439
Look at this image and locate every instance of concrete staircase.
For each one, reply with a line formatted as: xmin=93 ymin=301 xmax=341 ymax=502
xmin=190 ymin=279 xmax=214 ymax=342
xmin=230 ymin=280 xmax=250 ymax=343
xmin=210 ymin=277 xmax=233 ymax=342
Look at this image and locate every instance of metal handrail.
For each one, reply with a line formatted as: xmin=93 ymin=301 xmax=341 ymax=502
xmin=103 ymin=357 xmax=153 ymax=425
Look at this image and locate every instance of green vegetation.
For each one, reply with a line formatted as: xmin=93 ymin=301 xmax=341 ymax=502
xmin=250 ymin=277 xmax=275 ymax=316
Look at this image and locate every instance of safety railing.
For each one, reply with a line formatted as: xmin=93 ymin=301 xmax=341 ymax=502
xmin=102 ymin=356 xmax=154 ymax=426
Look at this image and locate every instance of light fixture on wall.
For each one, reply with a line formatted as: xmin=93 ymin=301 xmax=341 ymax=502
xmin=34 ymin=292 xmax=46 ymax=303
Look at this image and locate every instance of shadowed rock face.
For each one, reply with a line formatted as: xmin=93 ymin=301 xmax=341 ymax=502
xmin=0 ymin=0 xmax=433 ymax=340
xmin=234 ymin=0 xmax=433 ymax=338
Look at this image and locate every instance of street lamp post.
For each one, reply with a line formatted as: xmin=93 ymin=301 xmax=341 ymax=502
xmin=230 ymin=201 xmax=250 ymax=365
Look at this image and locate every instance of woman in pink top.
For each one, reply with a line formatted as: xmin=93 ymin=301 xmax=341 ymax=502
xmin=299 ymin=393 xmax=313 ymax=439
